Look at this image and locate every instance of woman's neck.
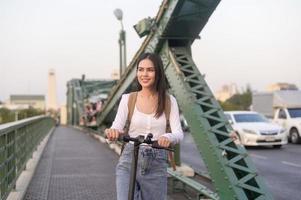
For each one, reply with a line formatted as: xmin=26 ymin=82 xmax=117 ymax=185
xmin=139 ymin=88 xmax=157 ymax=98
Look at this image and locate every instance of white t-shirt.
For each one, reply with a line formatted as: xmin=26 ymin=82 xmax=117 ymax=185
xmin=111 ymin=93 xmax=184 ymax=144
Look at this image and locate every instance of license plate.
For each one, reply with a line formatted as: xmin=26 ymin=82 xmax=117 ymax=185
xmin=265 ymin=136 xmax=276 ymax=142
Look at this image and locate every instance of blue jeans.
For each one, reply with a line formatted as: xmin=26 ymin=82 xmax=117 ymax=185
xmin=116 ymin=143 xmax=168 ymax=200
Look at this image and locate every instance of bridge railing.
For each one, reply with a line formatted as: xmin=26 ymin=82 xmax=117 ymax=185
xmin=0 ymin=116 xmax=55 ymax=200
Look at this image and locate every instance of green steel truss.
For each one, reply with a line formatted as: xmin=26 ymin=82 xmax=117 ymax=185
xmin=161 ymin=46 xmax=273 ymax=199
xmin=67 ymin=79 xmax=83 ymax=125
xmin=67 ymin=79 xmax=116 ymax=125
xmin=96 ymin=0 xmax=181 ymax=126
xmin=96 ymin=0 xmax=225 ymax=127
xmin=67 ymin=0 xmax=273 ymax=199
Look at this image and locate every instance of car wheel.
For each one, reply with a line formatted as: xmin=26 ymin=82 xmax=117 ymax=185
xmin=290 ymin=128 xmax=301 ymax=144
xmin=273 ymin=145 xmax=282 ymax=149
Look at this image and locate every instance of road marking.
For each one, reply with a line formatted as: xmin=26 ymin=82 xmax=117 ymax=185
xmin=281 ymin=161 xmax=301 ymax=168
xmin=249 ymin=154 xmax=267 ymax=160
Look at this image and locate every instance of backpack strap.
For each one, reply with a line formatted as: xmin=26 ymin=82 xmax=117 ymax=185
xmin=164 ymin=94 xmax=171 ymax=133
xmin=120 ymin=92 xmax=138 ymax=155
xmin=124 ymin=92 xmax=138 ymax=135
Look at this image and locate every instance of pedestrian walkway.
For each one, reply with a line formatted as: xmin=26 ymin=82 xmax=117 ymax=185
xmin=24 ymin=126 xmax=118 ymax=200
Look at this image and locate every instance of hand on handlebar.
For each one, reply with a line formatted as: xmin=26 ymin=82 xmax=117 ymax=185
xmin=229 ymin=131 xmax=238 ymax=141
xmin=158 ymin=136 xmax=171 ymax=148
xmin=104 ymin=132 xmax=174 ymax=151
xmin=105 ymin=128 xmax=121 ymax=141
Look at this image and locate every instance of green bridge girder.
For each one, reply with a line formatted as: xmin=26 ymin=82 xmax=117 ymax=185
xmin=67 ymin=0 xmax=273 ymax=199
xmin=67 ymin=79 xmax=116 ymax=125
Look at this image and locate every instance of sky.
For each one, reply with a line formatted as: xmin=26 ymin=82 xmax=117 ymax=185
xmin=0 ymin=0 xmax=300 ymax=106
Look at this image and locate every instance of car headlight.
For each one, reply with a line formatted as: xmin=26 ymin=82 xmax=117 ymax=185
xmin=242 ymin=129 xmax=257 ymax=135
xmin=279 ymin=128 xmax=286 ymax=134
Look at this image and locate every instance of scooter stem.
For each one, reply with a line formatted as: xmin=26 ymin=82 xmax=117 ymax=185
xmin=128 ymin=137 xmax=143 ymax=200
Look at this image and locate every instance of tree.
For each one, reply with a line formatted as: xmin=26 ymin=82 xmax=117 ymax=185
xmin=0 ymin=108 xmax=14 ymax=124
xmin=18 ymin=107 xmax=44 ymax=119
xmin=0 ymin=107 xmax=44 ymax=124
xmin=220 ymin=84 xmax=252 ymax=111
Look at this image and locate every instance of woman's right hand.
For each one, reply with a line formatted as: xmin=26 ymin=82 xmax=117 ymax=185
xmin=105 ymin=128 xmax=120 ymax=141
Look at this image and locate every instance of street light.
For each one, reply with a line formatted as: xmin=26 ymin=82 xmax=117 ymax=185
xmin=114 ymin=8 xmax=127 ymax=79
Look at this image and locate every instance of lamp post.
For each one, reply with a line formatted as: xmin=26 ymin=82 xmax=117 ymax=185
xmin=114 ymin=8 xmax=126 ymax=79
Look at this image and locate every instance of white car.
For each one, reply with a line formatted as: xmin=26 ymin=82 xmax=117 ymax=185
xmin=225 ymin=111 xmax=287 ymax=148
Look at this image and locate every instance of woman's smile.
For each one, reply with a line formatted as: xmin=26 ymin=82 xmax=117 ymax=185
xmin=141 ymin=78 xmax=150 ymax=83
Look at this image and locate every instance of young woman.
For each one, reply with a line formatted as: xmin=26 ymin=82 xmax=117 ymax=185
xmin=105 ymin=52 xmax=184 ymax=200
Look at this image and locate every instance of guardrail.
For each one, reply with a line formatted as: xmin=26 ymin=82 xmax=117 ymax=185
xmin=0 ymin=116 xmax=55 ymax=200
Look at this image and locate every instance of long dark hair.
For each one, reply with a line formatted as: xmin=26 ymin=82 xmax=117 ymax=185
xmin=136 ymin=52 xmax=167 ymax=118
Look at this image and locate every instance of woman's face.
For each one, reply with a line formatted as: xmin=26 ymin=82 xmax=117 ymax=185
xmin=137 ymin=58 xmax=156 ymax=89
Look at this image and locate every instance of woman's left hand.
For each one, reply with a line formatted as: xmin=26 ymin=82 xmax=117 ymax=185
xmin=158 ymin=136 xmax=171 ymax=148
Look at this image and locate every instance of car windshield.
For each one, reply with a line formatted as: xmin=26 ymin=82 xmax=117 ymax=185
xmin=287 ymin=108 xmax=301 ymax=118
xmin=233 ymin=113 xmax=268 ymax=123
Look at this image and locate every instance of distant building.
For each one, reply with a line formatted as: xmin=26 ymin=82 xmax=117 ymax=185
xmin=266 ymin=83 xmax=298 ymax=92
xmin=47 ymin=69 xmax=58 ymax=111
xmin=60 ymin=105 xmax=67 ymax=125
xmin=9 ymin=95 xmax=45 ymax=110
xmin=215 ymin=83 xmax=239 ymax=102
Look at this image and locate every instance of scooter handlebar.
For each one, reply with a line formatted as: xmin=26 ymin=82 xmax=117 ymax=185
xmin=120 ymin=134 xmax=174 ymax=152
xmin=105 ymin=133 xmax=174 ymax=152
